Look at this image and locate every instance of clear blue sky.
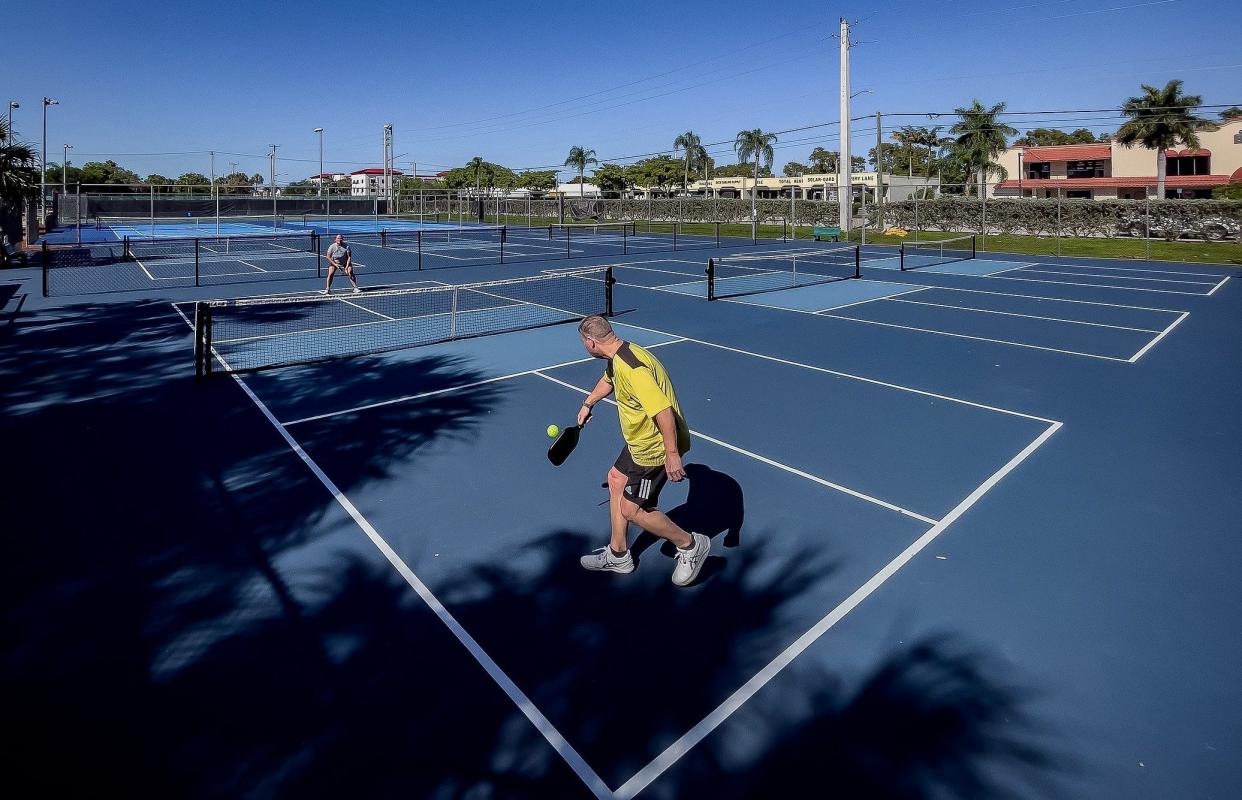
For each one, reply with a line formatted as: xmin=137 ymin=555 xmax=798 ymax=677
xmin=4 ymin=0 xmax=1240 ymax=181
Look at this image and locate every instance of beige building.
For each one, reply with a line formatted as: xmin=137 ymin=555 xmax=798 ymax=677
xmin=990 ymin=118 xmax=1242 ymax=200
xmin=630 ymin=172 xmax=938 ymax=201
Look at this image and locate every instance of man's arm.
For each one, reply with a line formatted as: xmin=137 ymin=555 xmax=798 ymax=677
xmin=576 ymin=377 xmax=614 ymax=426
xmin=653 ymin=407 xmax=685 ymax=481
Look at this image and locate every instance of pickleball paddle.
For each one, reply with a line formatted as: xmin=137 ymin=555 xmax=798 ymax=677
xmin=547 ymin=424 xmax=583 ymax=466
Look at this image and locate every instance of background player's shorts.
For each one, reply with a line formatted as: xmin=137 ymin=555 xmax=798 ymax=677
xmin=613 ymin=447 xmax=667 ymax=510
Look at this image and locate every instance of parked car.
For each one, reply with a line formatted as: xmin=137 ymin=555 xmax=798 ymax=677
xmin=1117 ymin=213 xmax=1240 ymax=241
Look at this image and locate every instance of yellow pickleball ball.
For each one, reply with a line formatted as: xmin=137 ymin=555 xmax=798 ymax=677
xmin=547 ymin=424 xmax=560 ymax=438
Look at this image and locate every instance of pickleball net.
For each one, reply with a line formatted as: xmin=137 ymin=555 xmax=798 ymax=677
xmin=706 ymin=246 xmax=861 ymax=300
xmin=193 ymin=266 xmax=614 ymax=376
xmin=899 ymin=235 xmax=977 ymax=270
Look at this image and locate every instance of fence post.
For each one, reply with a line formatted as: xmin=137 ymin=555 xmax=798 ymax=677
xmin=41 ymin=241 xmax=49 ymax=297
xmin=194 ymin=239 xmax=201 ymax=287
xmin=1144 ymin=193 xmax=1151 ymax=260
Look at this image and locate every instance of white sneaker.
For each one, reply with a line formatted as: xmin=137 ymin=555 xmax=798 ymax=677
xmin=580 ymin=547 xmax=635 ymax=574
xmin=352 ymin=286 xmax=362 ymax=294
xmin=671 ymin=533 xmax=710 ymax=586
xmin=319 ymin=289 xmax=329 ymax=295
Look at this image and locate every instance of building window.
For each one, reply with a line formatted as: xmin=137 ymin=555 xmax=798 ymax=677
xmin=1166 ymin=155 xmax=1209 ymax=176
xmin=1066 ymin=160 xmax=1105 ymax=178
xmin=1026 ymin=161 xmax=1050 ymax=179
xmin=1066 ymin=189 xmax=1092 ymax=199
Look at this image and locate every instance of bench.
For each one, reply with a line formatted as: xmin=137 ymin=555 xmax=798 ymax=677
xmin=812 ymin=226 xmax=841 ymax=242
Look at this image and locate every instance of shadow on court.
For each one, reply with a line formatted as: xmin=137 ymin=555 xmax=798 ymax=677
xmin=0 ymin=299 xmax=1067 ymax=798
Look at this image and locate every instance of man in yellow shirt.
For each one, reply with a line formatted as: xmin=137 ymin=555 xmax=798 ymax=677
xmin=574 ymin=315 xmax=710 ymax=586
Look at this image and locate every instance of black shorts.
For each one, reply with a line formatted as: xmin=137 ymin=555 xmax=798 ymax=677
xmin=613 ymin=447 xmax=668 ymax=511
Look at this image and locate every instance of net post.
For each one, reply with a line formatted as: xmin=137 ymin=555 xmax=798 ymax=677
xmin=194 ymin=239 xmax=201 ymax=287
xmin=714 ymin=221 xmax=720 ymax=247
xmin=41 ymin=242 xmax=49 ymax=297
xmin=193 ymin=302 xmax=212 ymax=380
xmin=706 ymin=258 xmax=716 ymax=301
xmin=566 ymin=226 xmax=571 ymax=258
xmin=417 ymin=230 xmax=423 ymax=270
xmin=605 ymin=267 xmax=615 ymax=316
xmin=854 ymin=245 xmax=861 ymax=278
xmin=971 ymin=235 xmax=977 ymax=258
xmin=623 ymin=223 xmax=627 ymax=255
xmin=449 ymin=287 xmax=458 ymax=339
xmin=381 ymin=230 xmax=388 ymax=248
xmin=673 ymin=222 xmax=678 ymax=251
xmin=500 ymin=226 xmax=505 ymax=264
xmin=314 ymin=232 xmax=322 ymax=278
xmin=123 ymin=235 xmax=131 ymax=261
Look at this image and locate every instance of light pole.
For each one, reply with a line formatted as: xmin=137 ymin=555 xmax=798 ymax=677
xmin=5 ymin=101 xmax=17 ymax=139
xmin=268 ymin=145 xmax=279 ymax=222
xmin=313 ymin=128 xmax=324 ymax=200
xmin=41 ymin=97 xmax=59 ymax=219
xmin=62 ymin=144 xmax=72 ymax=194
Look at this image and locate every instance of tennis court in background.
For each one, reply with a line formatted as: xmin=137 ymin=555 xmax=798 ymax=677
xmin=6 ymin=227 xmax=1241 ymax=799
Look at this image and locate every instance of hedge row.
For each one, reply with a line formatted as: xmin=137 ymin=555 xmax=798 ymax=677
xmin=458 ymin=196 xmax=1242 ymax=241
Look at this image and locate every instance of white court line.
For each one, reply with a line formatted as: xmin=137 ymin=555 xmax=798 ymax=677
xmin=1018 ymin=261 xmax=1224 ymax=278
xmin=818 ymin=311 xmax=1133 ymax=362
xmin=533 ymin=371 xmax=939 ymax=525
xmin=612 ymin=320 xmax=1057 ymax=424
xmin=613 ymin=264 xmax=704 ymax=277
xmin=812 ymin=285 xmax=931 ymax=313
xmin=614 ymin=420 xmax=1063 ymax=800
xmin=982 ymin=262 xmax=1040 ymax=276
xmin=167 ymin=304 xmax=614 ymax=800
xmin=1013 ymin=257 xmax=1237 ymax=276
xmin=237 ymin=260 xmax=268 ymax=273
xmin=339 ymin=297 xmax=394 ymax=321
xmin=1012 ymin=267 xmax=1218 ymax=286
xmin=1207 ymin=275 xmax=1230 ymax=296
xmin=892 ymin=283 xmax=1186 ymax=314
xmin=133 ymin=255 xmax=155 ymax=281
xmin=884 ymin=297 xmax=1164 ymax=333
xmin=984 ymin=273 xmax=1212 ymax=296
xmin=282 ymin=338 xmax=688 ymax=426
xmin=1129 ymin=311 xmax=1189 ymax=363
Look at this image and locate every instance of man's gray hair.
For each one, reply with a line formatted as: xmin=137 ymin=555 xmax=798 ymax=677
xmin=578 ymin=315 xmax=615 ymax=341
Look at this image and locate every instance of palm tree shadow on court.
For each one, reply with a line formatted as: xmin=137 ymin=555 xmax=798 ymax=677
xmin=2 ymin=298 xmax=1070 ymax=798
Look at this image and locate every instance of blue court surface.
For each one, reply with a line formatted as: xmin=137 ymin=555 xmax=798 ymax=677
xmin=2 ymin=237 xmax=1240 ymax=798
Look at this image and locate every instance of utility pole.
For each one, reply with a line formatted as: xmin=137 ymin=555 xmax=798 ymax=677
xmin=838 ymin=18 xmax=851 ymax=234
xmin=875 ymin=111 xmax=883 ymax=230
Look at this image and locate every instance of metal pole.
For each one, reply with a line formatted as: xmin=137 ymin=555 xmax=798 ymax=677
xmin=210 ymin=151 xmax=218 ymax=236
xmin=315 ymin=128 xmax=324 ymax=200
xmin=41 ymin=97 xmax=58 ymax=221
xmin=1144 ymin=192 xmax=1151 ymax=260
xmin=837 ymin=20 xmax=851 ymax=235
xmin=875 ymin=110 xmax=883 ymax=236
xmin=61 ymin=144 xmax=70 ymax=195
xmin=75 ymin=183 xmax=81 ymax=244
xmin=5 ymin=101 xmax=15 ymax=139
xmin=1056 ymin=188 xmax=1062 ymax=258
xmin=269 ymin=144 xmax=279 ymax=225
xmin=150 ymin=184 xmax=155 ymax=229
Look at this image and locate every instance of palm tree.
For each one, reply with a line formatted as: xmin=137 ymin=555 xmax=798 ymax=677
xmin=1116 ymin=80 xmax=1209 ymax=198
xmin=468 ymin=156 xmax=484 ymax=196
xmin=949 ymin=100 xmax=1018 ymax=196
xmin=673 ymin=131 xmax=707 ymax=196
xmin=563 ymin=146 xmax=597 ymax=197
xmin=893 ymin=126 xmax=924 ymax=176
xmin=0 ymin=119 xmax=40 ymax=210
xmin=734 ymin=129 xmax=778 ymax=223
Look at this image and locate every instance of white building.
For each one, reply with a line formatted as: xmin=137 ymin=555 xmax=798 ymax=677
xmin=350 ymin=168 xmax=403 ymax=197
